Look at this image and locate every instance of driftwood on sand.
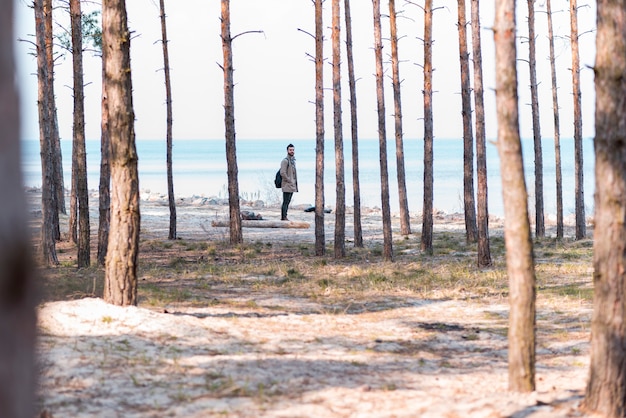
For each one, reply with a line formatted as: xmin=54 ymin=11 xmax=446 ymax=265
xmin=211 ymin=219 xmax=310 ymax=229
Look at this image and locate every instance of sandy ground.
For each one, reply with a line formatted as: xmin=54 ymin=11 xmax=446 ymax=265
xmin=35 ymin=192 xmax=595 ymax=418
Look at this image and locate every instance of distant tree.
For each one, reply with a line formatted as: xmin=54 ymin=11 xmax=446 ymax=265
xmin=494 ymin=0 xmax=536 ymax=392
xmin=70 ymin=0 xmax=90 ymax=267
xmin=332 ymin=0 xmax=346 ymax=258
xmin=570 ymin=0 xmax=586 ymax=240
xmin=457 ymin=0 xmax=478 ymax=243
xmin=372 ymin=0 xmax=393 ymax=261
xmin=344 ymin=0 xmax=363 ymax=248
xmin=0 ymin=2 xmax=38 ymax=414
xmin=220 ymin=0 xmax=242 ymax=244
xmin=314 ymin=0 xmax=326 ymax=256
xmin=545 ymin=0 xmax=563 ymax=239
xmin=102 ymin=0 xmax=140 ymax=306
xmin=159 ymin=0 xmax=177 ymax=240
xmin=471 ymin=0 xmax=491 ymax=267
xmin=35 ymin=0 xmax=59 ymax=266
xmin=583 ymin=1 xmax=626 ymax=415
xmin=526 ymin=0 xmax=545 ymax=237
xmin=97 ymin=67 xmax=110 ymax=266
xmin=389 ymin=0 xmax=411 ymax=236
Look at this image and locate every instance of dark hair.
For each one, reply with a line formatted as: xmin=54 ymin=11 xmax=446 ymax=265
xmin=287 ymin=143 xmax=295 ymax=149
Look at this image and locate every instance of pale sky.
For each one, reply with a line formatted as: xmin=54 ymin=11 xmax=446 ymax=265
xmin=15 ymin=0 xmax=597 ymax=142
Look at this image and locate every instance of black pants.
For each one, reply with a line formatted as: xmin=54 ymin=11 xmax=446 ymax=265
xmin=281 ymin=192 xmax=293 ymax=220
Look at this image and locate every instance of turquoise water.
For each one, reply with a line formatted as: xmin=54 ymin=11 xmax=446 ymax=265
xmin=21 ymin=137 xmax=595 ymax=217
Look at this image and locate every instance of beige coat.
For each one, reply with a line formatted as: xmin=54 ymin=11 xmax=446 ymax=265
xmin=280 ymin=156 xmax=298 ymax=193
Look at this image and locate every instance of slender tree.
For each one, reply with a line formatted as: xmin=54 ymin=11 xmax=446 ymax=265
xmin=526 ymin=0 xmax=545 ymax=237
xmin=494 ymin=0 xmax=536 ymax=392
xmin=35 ymin=0 xmax=58 ymax=266
xmin=471 ymin=0 xmax=491 ymax=267
xmin=314 ymin=0 xmax=325 ymax=256
xmin=220 ymin=0 xmax=242 ymax=244
xmin=389 ymin=0 xmax=411 ymax=236
xmin=159 ymin=0 xmax=176 ymax=240
xmin=570 ymin=0 xmax=585 ymax=240
xmin=70 ymin=0 xmax=90 ymax=267
xmin=421 ymin=0 xmax=434 ymax=255
xmin=546 ymin=0 xmax=563 ymax=239
xmin=0 ymin=2 xmax=38 ymax=414
xmin=344 ymin=0 xmax=363 ymax=248
xmin=332 ymin=0 xmax=346 ymax=258
xmin=457 ymin=0 xmax=478 ymax=243
xmin=97 ymin=64 xmax=110 ymax=266
xmin=583 ymin=1 xmax=626 ymax=415
xmin=103 ymin=0 xmax=140 ymax=306
xmin=372 ymin=0 xmax=393 ymax=261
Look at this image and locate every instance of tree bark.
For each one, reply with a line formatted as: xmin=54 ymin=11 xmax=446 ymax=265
xmin=583 ymin=1 xmax=626 ymax=415
xmin=70 ymin=0 xmax=90 ymax=268
xmin=389 ymin=0 xmax=411 ymax=236
xmin=103 ymin=0 xmax=140 ymax=306
xmin=97 ymin=50 xmax=111 ymax=267
xmin=372 ymin=0 xmax=393 ymax=261
xmin=494 ymin=0 xmax=536 ymax=392
xmin=457 ymin=0 xmax=478 ymax=244
xmin=314 ymin=0 xmax=325 ymax=256
xmin=344 ymin=0 xmax=363 ymax=248
xmin=0 ymin=3 xmax=38 ymax=414
xmin=546 ymin=0 xmax=563 ymax=239
xmin=332 ymin=0 xmax=346 ymax=258
xmin=160 ymin=0 xmax=177 ymax=240
xmin=421 ymin=0 xmax=434 ymax=255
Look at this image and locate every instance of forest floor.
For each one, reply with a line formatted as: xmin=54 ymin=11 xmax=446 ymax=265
xmin=32 ymin=189 xmax=599 ymax=417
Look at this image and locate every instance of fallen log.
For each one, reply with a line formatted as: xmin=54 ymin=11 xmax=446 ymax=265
xmin=211 ymin=220 xmax=310 ymax=229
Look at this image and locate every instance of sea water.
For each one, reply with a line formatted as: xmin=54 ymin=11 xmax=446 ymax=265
xmin=21 ymin=137 xmax=595 ymax=218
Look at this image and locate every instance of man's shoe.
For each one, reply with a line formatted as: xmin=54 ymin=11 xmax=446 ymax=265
xmin=281 ymin=218 xmax=289 ymax=221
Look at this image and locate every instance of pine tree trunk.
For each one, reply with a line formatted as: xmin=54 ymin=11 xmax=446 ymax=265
xmin=457 ymin=0 xmax=478 ymax=244
xmin=344 ymin=0 xmax=363 ymax=248
xmin=527 ymin=0 xmax=544 ymax=237
xmin=314 ymin=0 xmax=326 ymax=256
xmin=421 ymin=0 xmax=434 ymax=255
xmin=494 ymin=0 xmax=536 ymax=392
xmin=70 ymin=0 xmax=90 ymax=268
xmin=372 ymin=0 xmax=393 ymax=261
xmin=570 ymin=0 xmax=586 ymax=240
xmin=220 ymin=0 xmax=242 ymax=245
xmin=103 ymin=0 xmax=140 ymax=306
xmin=546 ymin=0 xmax=563 ymax=239
xmin=471 ymin=0 xmax=491 ymax=267
xmin=160 ymin=0 xmax=177 ymax=240
xmin=583 ymin=1 xmax=626 ymax=415
xmin=0 ymin=5 xmax=38 ymax=414
xmin=332 ymin=0 xmax=345 ymax=258
xmin=97 ymin=55 xmax=111 ymax=267
xmin=35 ymin=0 xmax=58 ymax=266
xmin=389 ymin=0 xmax=411 ymax=236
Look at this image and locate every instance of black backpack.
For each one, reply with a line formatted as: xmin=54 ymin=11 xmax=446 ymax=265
xmin=274 ymin=158 xmax=288 ymax=188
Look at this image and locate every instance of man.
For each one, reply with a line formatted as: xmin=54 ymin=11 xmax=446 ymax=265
xmin=280 ymin=144 xmax=298 ymax=221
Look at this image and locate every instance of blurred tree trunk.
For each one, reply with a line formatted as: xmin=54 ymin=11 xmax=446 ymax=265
xmin=97 ymin=58 xmax=111 ymax=266
xmin=332 ymin=0 xmax=345 ymax=258
xmin=583 ymin=1 xmax=626 ymax=415
xmin=220 ymin=0 xmax=242 ymax=245
xmin=103 ymin=0 xmax=140 ymax=306
xmin=471 ymin=0 xmax=491 ymax=267
xmin=494 ymin=0 xmax=536 ymax=393
xmin=546 ymin=0 xmax=563 ymax=239
xmin=527 ymin=0 xmax=544 ymax=237
xmin=160 ymin=0 xmax=177 ymax=240
xmin=389 ymin=0 xmax=411 ymax=236
xmin=372 ymin=0 xmax=393 ymax=261
xmin=314 ymin=0 xmax=325 ymax=256
xmin=0 ymin=3 xmax=38 ymax=415
xmin=70 ymin=0 xmax=90 ymax=268
xmin=570 ymin=0 xmax=586 ymax=240
xmin=421 ymin=0 xmax=434 ymax=255
xmin=457 ymin=0 xmax=478 ymax=244
xmin=344 ymin=0 xmax=363 ymax=248
xmin=35 ymin=0 xmax=58 ymax=266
